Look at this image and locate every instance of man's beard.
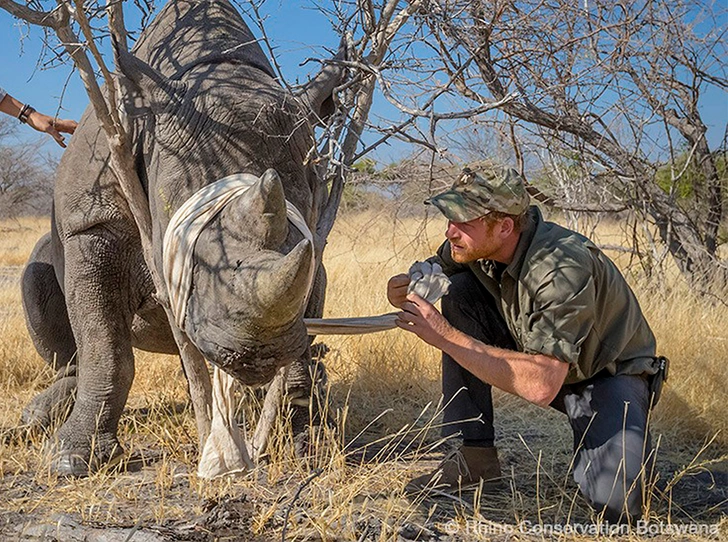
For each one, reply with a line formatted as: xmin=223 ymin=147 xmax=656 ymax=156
xmin=450 ymin=244 xmax=482 ymax=263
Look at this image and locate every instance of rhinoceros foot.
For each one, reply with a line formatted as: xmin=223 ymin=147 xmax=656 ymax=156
xmin=46 ymin=426 xmax=124 ymax=477
xmin=21 ymin=368 xmax=77 ymax=430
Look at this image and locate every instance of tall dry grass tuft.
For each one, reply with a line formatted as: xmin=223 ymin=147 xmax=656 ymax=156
xmin=0 ymin=211 xmax=725 ymax=540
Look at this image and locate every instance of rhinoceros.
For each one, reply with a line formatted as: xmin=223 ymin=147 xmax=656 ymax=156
xmin=20 ymin=0 xmax=344 ymax=476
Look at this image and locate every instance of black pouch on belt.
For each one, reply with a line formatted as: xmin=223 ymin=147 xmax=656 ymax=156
xmin=648 ymin=356 xmax=670 ymax=407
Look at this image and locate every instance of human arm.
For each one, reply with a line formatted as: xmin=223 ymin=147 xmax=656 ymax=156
xmin=0 ymin=91 xmax=78 ymax=148
xmin=397 ymin=293 xmax=569 ymax=407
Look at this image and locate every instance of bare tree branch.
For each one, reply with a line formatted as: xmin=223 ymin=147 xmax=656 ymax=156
xmin=0 ymin=0 xmax=67 ymax=27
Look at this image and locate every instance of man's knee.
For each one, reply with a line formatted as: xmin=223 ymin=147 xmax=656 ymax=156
xmin=584 ymin=473 xmax=645 ymax=523
xmin=565 ymin=373 xmax=652 ymax=522
xmin=575 ymin=428 xmax=649 ymax=523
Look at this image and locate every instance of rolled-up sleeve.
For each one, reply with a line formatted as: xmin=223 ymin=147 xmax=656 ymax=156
xmin=522 ymin=264 xmax=595 ymax=370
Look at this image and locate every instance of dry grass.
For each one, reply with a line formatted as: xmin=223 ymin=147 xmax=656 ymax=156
xmin=0 ymin=211 xmax=726 ymax=541
xmin=0 ymin=216 xmax=49 ymax=267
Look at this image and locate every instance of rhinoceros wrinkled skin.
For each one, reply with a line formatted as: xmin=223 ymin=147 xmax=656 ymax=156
xmin=20 ymin=0 xmax=342 ymax=476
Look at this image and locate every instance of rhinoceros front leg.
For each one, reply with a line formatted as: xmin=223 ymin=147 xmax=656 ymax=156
xmin=21 ymin=233 xmax=78 ymax=429
xmin=48 ymin=229 xmax=137 ymax=476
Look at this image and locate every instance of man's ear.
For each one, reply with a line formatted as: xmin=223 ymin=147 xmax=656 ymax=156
xmin=498 ymin=217 xmax=515 ymax=238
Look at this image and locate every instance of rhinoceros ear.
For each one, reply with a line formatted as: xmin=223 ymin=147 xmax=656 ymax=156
xmin=295 ymin=38 xmax=348 ymax=126
xmin=115 ymin=46 xmax=187 ymax=114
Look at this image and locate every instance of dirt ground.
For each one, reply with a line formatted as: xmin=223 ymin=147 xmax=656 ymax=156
xmin=1 ymin=400 xmax=726 ymax=541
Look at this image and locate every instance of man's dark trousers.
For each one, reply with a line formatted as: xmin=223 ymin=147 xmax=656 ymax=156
xmin=441 ymin=272 xmax=653 ymax=523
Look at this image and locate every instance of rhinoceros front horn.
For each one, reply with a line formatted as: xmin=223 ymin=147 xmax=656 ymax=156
xmin=241 ymin=238 xmax=313 ymax=330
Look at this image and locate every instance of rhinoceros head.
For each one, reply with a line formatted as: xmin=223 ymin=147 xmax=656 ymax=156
xmin=181 ymin=168 xmax=315 ymax=386
xmin=116 ymin=0 xmax=343 ymax=385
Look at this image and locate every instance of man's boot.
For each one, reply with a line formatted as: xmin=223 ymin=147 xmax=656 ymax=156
xmin=405 ymin=445 xmax=504 ymax=493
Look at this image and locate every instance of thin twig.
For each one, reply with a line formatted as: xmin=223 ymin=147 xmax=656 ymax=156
xmin=281 ymin=468 xmax=324 ymax=542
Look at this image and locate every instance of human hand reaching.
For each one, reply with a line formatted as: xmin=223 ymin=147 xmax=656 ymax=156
xmin=27 ymin=111 xmax=78 ymax=148
xmin=396 ymin=292 xmax=457 ymax=348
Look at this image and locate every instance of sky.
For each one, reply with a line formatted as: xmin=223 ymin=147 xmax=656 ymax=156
xmin=1 ymin=1 xmax=727 ymax=164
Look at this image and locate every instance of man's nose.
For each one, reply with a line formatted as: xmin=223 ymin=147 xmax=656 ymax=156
xmin=446 ymin=221 xmax=458 ymax=239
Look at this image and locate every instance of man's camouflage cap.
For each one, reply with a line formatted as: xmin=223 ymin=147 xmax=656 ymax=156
xmin=425 ymin=166 xmax=530 ymax=222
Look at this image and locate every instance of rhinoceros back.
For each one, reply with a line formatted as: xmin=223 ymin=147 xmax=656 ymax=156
xmin=132 ymin=0 xmax=276 ymax=80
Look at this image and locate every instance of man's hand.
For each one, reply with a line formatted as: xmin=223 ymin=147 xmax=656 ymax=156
xmin=27 ymin=111 xmax=78 ymax=148
xmin=396 ymin=293 xmax=457 ymax=349
xmin=387 ymin=273 xmax=410 ymax=308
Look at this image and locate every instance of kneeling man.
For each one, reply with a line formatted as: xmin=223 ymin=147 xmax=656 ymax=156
xmin=388 ymin=165 xmax=664 ymax=523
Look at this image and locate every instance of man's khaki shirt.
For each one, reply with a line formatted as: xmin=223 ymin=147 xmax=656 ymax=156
xmin=435 ymin=206 xmax=657 ymax=384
